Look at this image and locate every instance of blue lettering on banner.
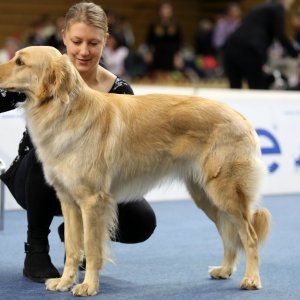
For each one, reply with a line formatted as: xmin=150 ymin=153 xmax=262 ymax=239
xmin=295 ymin=157 xmax=300 ymax=169
xmin=256 ymin=128 xmax=280 ymax=173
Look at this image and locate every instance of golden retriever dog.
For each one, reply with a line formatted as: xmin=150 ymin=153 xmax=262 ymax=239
xmin=0 ymin=46 xmax=271 ymax=296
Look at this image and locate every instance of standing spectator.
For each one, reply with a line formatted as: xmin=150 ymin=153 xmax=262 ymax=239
xmin=223 ymin=0 xmax=300 ymax=89
xmin=212 ymin=2 xmax=242 ymax=52
xmin=212 ymin=2 xmax=241 ymax=75
xmin=145 ymin=1 xmax=182 ymax=73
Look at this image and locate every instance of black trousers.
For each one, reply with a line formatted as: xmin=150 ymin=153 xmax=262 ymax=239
xmin=223 ymin=45 xmax=268 ymax=90
xmin=13 ymin=149 xmax=156 ymax=244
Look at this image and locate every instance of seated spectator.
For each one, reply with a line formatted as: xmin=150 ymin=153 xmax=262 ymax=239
xmin=118 ymin=16 xmax=135 ymax=49
xmin=192 ymin=18 xmax=218 ymax=78
xmin=291 ymin=7 xmax=300 ymax=49
xmin=195 ymin=18 xmax=215 ymax=57
xmin=45 ymin=17 xmax=66 ymax=53
xmin=25 ymin=15 xmax=55 ymax=46
xmin=106 ymin=10 xmax=135 ymax=49
xmin=24 ymin=21 xmax=43 ymax=46
xmin=102 ymin=31 xmax=129 ymax=77
xmin=0 ymin=37 xmax=19 ymax=63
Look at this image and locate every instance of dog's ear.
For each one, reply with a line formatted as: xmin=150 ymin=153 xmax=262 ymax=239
xmin=39 ymin=54 xmax=77 ymax=104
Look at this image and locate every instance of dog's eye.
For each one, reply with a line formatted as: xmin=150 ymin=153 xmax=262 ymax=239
xmin=16 ymin=58 xmax=24 ymax=66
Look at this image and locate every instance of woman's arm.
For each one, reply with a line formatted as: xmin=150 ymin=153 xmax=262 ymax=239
xmin=0 ymin=89 xmax=26 ymax=113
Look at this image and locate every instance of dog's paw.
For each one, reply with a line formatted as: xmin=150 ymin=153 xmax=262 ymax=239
xmin=240 ymin=276 xmax=262 ymax=290
xmin=45 ymin=277 xmax=73 ymax=292
xmin=72 ymin=283 xmax=98 ymax=296
xmin=209 ymin=266 xmax=233 ymax=279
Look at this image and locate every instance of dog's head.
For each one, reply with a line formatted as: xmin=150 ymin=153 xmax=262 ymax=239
xmin=0 ymin=46 xmax=81 ymax=107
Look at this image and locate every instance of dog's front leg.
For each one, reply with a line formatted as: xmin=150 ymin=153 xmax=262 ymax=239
xmin=46 ymin=199 xmax=83 ymax=292
xmin=72 ymin=191 xmax=117 ymax=297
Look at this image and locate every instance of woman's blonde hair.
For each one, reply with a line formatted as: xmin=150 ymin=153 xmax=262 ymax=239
xmin=65 ymin=1 xmax=108 ymax=33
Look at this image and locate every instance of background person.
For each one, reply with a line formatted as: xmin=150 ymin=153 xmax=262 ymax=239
xmin=212 ymin=2 xmax=241 ymax=53
xmin=102 ymin=30 xmax=129 ymax=77
xmin=144 ymin=1 xmax=182 ymax=74
xmin=0 ymin=37 xmax=20 ymax=64
xmin=223 ymin=0 xmax=300 ymax=89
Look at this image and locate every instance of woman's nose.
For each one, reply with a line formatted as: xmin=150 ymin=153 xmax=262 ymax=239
xmin=79 ymin=43 xmax=89 ymax=56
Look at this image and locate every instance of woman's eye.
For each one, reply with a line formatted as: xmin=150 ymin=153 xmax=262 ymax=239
xmin=16 ymin=58 xmax=24 ymax=66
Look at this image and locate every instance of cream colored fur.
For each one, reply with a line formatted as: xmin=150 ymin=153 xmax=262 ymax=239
xmin=0 ymin=46 xmax=271 ymax=296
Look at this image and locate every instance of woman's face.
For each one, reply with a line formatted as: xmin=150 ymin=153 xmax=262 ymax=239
xmin=159 ymin=3 xmax=173 ymax=20
xmin=63 ymin=22 xmax=107 ymax=74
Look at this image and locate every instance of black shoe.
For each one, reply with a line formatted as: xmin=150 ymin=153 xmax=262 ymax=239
xmin=58 ymin=222 xmax=64 ymax=242
xmin=23 ymin=242 xmax=60 ymax=283
xmin=58 ymin=222 xmax=86 ymax=271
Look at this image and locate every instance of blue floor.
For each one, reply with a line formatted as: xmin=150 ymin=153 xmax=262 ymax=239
xmin=0 ymin=195 xmax=300 ymax=300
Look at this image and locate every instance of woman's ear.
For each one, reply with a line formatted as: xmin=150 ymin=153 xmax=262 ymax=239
xmin=62 ymin=29 xmax=67 ymax=47
xmin=104 ymin=33 xmax=109 ymax=46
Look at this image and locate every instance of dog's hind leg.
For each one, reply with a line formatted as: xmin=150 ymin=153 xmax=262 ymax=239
xmin=186 ymin=179 xmax=240 ymax=280
xmin=46 ymin=199 xmax=83 ymax=292
xmin=208 ymin=211 xmax=242 ymax=279
xmin=71 ymin=191 xmax=117 ymax=296
xmin=203 ymin=166 xmax=268 ymax=290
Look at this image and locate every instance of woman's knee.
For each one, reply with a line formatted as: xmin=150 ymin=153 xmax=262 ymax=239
xmin=15 ymin=149 xmax=61 ymax=215
xmin=115 ymin=199 xmax=156 ymax=243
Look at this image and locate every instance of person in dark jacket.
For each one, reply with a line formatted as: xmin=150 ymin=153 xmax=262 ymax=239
xmin=0 ymin=2 xmax=156 ymax=283
xmin=223 ymin=0 xmax=299 ymax=89
xmin=145 ymin=1 xmax=182 ymax=72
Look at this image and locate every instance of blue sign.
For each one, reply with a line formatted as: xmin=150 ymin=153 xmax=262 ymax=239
xmin=256 ymin=128 xmax=281 ymax=173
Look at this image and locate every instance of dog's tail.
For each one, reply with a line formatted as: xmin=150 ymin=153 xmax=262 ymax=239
xmin=252 ymin=207 xmax=271 ymax=244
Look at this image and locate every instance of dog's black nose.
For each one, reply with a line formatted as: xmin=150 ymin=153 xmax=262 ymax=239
xmin=0 ymin=89 xmax=26 ymax=103
xmin=16 ymin=92 xmax=27 ymax=103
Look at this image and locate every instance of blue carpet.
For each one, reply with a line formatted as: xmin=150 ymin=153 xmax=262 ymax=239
xmin=0 ymin=195 xmax=299 ymax=299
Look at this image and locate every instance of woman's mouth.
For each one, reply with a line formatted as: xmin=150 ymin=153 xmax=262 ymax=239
xmin=77 ymin=58 xmax=91 ymax=64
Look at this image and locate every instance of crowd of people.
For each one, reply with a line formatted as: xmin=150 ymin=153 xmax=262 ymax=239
xmin=1 ymin=1 xmax=300 ymax=87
